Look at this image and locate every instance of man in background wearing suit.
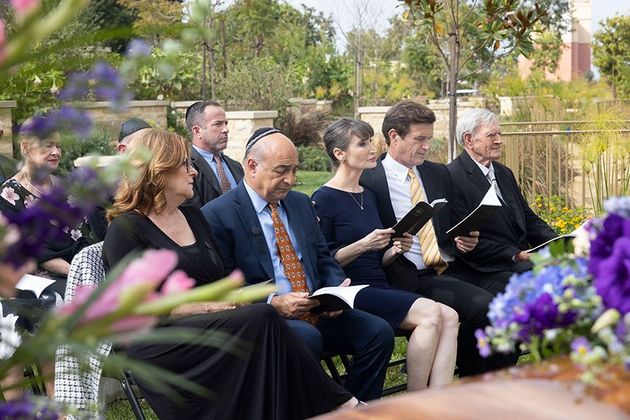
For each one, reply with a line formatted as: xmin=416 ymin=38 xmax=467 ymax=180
xmin=186 ymin=101 xmax=244 ymax=207
xmin=447 ymin=108 xmax=557 ymax=294
xmin=202 ymin=128 xmax=394 ymax=402
xmin=360 ymin=100 xmax=516 ymax=377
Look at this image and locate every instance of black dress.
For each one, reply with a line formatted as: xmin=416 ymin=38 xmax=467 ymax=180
xmin=312 ymin=186 xmax=419 ymax=328
xmin=103 ymin=205 xmax=351 ymax=420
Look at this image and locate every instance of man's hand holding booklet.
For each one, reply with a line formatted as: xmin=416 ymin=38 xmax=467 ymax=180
xmin=392 ymin=198 xmax=448 ymax=236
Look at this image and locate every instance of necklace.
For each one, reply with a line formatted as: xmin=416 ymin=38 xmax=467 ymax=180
xmin=347 ymin=191 xmax=364 ymax=210
xmin=20 ymin=170 xmax=52 ymax=197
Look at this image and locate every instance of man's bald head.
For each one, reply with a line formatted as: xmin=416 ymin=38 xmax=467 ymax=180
xmin=244 ymin=131 xmax=299 ymax=203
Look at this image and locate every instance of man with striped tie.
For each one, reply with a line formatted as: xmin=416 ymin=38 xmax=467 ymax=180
xmin=447 ymin=109 xmax=557 ymax=291
xmin=186 ymin=100 xmax=244 ymax=207
xmin=360 ymin=100 xmax=517 ymax=377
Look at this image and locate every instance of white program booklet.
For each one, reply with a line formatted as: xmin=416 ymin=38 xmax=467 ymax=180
xmin=16 ymin=274 xmax=56 ymax=298
xmin=309 ymin=285 xmax=369 ymax=314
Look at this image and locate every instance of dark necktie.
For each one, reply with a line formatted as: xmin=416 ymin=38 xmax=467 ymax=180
xmin=268 ymin=203 xmax=318 ymax=325
xmin=213 ymin=154 xmax=232 ymax=194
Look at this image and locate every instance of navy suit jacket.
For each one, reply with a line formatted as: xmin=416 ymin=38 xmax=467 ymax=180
xmin=447 ymin=150 xmax=557 ymax=272
xmin=189 ymin=148 xmax=244 ymax=208
xmin=201 ymin=182 xmax=345 ymax=289
xmin=359 ymin=155 xmax=458 ymax=291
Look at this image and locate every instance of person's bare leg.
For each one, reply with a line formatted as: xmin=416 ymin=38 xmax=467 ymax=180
xmin=427 ymin=304 xmax=458 ymax=387
xmin=399 ymin=298 xmax=443 ymax=391
xmin=1 ymin=365 xmax=24 ymax=400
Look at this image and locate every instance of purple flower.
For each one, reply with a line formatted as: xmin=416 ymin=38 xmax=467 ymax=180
xmin=0 ymin=396 xmax=60 ymax=419
xmin=59 ymin=62 xmax=133 ymax=111
xmin=514 ymin=293 xmax=577 ymax=342
xmin=91 ymin=62 xmax=133 ymax=110
xmin=475 ymin=329 xmax=491 ymax=358
xmin=589 ymin=214 xmax=630 ymax=278
xmin=126 ymin=38 xmax=152 ymax=58
xmin=593 ymin=237 xmax=630 ymax=315
xmin=58 ymin=71 xmax=90 ymax=101
xmin=571 ymin=336 xmax=591 ymax=355
xmin=20 ymin=106 xmax=92 ymax=139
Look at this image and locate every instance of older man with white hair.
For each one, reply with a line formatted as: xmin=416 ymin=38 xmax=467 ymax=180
xmin=446 ymin=108 xmax=557 ymax=295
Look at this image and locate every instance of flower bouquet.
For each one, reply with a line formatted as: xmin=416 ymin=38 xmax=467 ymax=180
xmin=476 ymin=197 xmax=630 ymax=380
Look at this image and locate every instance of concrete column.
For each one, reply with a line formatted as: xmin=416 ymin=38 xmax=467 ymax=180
xmin=224 ymin=111 xmax=278 ymax=163
xmin=0 ymin=101 xmax=17 ymax=156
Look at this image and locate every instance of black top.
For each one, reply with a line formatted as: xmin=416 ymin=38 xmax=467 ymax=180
xmin=0 ymin=178 xmax=92 ymax=266
xmin=312 ymin=186 xmax=388 ymax=285
xmin=103 ymin=205 xmax=224 ymax=286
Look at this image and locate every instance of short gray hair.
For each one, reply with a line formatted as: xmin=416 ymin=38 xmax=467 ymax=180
xmin=456 ymin=109 xmax=499 ymax=145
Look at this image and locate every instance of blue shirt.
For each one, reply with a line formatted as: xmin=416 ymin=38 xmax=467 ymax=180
xmin=192 ymin=145 xmax=237 ymax=190
xmin=243 ymin=181 xmax=314 ymax=295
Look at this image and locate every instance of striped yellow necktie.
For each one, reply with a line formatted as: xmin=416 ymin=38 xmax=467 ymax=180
xmin=408 ymin=169 xmax=448 ymax=273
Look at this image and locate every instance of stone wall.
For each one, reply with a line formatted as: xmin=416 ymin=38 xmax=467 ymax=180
xmin=0 ymin=101 xmax=17 ymax=156
xmin=80 ymin=100 xmax=170 ymax=140
xmin=224 ymin=111 xmax=278 ymax=162
xmin=288 ymin=98 xmax=333 ymax=114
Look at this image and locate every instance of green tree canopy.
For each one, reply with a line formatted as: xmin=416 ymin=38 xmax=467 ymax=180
xmin=593 ymin=14 xmax=630 ymax=99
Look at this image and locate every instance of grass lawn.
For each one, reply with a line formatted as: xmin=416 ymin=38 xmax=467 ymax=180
xmin=294 ymin=170 xmax=332 ymax=196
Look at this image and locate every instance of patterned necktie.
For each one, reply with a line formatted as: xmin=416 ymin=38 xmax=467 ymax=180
xmin=486 ymin=166 xmax=504 ymax=201
xmin=268 ymin=203 xmax=318 ymax=325
xmin=213 ymin=154 xmax=232 ymax=194
xmin=408 ymin=169 xmax=448 ymax=274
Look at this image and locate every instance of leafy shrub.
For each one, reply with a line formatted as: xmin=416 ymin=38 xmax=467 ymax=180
xmin=297 ymin=145 xmax=331 ymax=172
xmin=167 ymin=105 xmax=190 ymax=140
xmin=530 ymin=195 xmax=590 ymax=235
xmin=57 ymin=129 xmax=116 ymax=175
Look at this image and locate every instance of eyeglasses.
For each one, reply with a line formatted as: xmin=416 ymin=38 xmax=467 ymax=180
xmin=181 ymin=158 xmax=193 ymax=171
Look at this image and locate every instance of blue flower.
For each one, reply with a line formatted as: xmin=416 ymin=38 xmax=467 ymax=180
xmin=20 ymin=106 xmax=92 ymax=139
xmin=126 ymin=38 xmax=152 ymax=58
xmin=475 ymin=329 xmax=492 ymax=358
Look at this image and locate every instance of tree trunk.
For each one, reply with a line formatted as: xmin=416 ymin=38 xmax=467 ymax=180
xmin=447 ymin=18 xmax=458 ymax=163
xmin=201 ymin=43 xmax=207 ymax=99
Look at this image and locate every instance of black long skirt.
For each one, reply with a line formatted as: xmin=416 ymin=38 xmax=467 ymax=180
xmin=124 ymin=303 xmax=352 ymax=420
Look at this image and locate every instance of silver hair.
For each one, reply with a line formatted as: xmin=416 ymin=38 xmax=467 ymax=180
xmin=456 ymin=109 xmax=499 ymax=145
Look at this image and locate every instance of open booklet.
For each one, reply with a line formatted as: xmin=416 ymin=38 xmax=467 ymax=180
xmin=446 ymin=186 xmax=502 ymax=238
xmin=392 ymin=199 xmax=448 ymax=236
xmin=16 ymin=274 xmax=56 ymax=298
xmin=309 ymin=285 xmax=369 ymax=314
xmin=524 ymin=222 xmax=590 ymax=253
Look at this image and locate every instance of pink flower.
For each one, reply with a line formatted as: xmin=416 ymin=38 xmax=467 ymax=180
xmin=1 ymin=187 xmax=19 ymax=206
xmin=57 ymin=249 xmax=179 ymax=331
xmin=10 ymin=0 xmax=39 ymax=16
xmin=162 ymin=270 xmax=195 ymax=295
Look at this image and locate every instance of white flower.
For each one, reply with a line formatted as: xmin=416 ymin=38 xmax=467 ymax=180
xmin=0 ymin=313 xmax=22 ymax=359
xmin=1 ymin=187 xmax=19 ymax=206
xmin=23 ymin=194 xmax=36 ymax=208
xmin=572 ymin=226 xmax=591 ymax=257
xmin=70 ymin=229 xmax=82 ymax=241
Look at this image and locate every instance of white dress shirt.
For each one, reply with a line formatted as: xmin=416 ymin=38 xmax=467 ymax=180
xmin=382 ymin=155 xmax=453 ymax=270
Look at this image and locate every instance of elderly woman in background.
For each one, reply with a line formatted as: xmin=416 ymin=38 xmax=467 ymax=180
xmin=312 ymin=118 xmax=459 ymax=391
xmin=0 ymin=121 xmax=92 ymax=297
xmin=103 ymin=128 xmax=356 ymax=420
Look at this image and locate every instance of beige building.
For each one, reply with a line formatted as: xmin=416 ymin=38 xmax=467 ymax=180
xmin=518 ymin=0 xmax=592 ymax=81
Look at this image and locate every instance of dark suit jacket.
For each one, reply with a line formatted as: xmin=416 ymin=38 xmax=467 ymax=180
xmin=447 ymin=150 xmax=557 ymax=272
xmin=189 ymin=147 xmax=244 ymax=208
xmin=359 ymin=155 xmax=457 ymax=291
xmin=201 ymin=182 xmax=345 ymax=289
